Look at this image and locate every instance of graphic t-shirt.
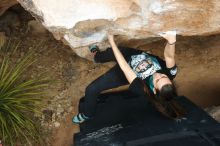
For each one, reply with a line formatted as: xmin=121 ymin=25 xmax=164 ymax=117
xmin=129 ymin=52 xmax=162 ymax=80
xmin=128 ymin=52 xmax=177 ymax=95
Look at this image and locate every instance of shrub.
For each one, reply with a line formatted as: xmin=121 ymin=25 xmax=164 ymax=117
xmin=0 ymin=41 xmax=49 ymax=146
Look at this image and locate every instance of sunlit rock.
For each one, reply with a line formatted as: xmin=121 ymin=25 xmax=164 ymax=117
xmin=17 ymin=0 xmax=220 ymax=58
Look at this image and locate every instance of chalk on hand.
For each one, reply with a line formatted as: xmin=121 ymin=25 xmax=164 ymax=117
xmin=158 ymin=30 xmax=177 ymax=36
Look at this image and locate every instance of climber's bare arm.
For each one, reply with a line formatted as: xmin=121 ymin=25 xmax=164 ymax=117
xmin=159 ymin=31 xmax=176 ymax=68
xmin=108 ymin=35 xmax=137 ymax=83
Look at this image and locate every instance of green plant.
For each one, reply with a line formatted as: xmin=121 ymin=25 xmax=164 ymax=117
xmin=0 ymin=41 xmax=49 ymax=146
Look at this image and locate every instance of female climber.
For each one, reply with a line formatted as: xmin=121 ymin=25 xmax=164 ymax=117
xmin=72 ymin=31 xmax=185 ymax=124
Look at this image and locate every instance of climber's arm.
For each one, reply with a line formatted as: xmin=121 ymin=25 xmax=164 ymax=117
xmin=160 ymin=32 xmax=176 ymax=68
xmin=108 ymin=35 xmax=137 ymax=83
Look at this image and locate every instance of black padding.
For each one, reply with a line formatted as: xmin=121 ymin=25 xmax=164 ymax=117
xmin=74 ymin=90 xmax=220 ymax=146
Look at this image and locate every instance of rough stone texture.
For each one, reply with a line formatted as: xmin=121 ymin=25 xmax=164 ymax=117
xmin=17 ymin=0 xmax=220 ymax=58
xmin=0 ymin=11 xmax=21 ymax=36
xmin=0 ymin=0 xmax=18 ymax=16
xmin=27 ymin=20 xmax=48 ymax=35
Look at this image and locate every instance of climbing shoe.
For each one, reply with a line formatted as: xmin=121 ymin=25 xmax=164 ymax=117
xmin=89 ymin=44 xmax=100 ymax=53
xmin=72 ymin=113 xmax=89 ymax=124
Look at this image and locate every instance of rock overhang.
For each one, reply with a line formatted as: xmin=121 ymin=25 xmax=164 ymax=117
xmin=11 ymin=0 xmax=220 ymax=57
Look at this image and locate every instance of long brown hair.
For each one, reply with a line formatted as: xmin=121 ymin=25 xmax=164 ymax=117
xmin=142 ymin=81 xmax=186 ymax=119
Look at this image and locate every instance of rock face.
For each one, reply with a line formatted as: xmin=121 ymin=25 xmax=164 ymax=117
xmin=0 ymin=0 xmax=18 ymax=16
xmin=17 ymin=0 xmax=220 ymax=57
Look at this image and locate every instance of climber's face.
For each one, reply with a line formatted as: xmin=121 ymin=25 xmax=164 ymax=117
xmin=153 ymin=72 xmax=172 ymax=92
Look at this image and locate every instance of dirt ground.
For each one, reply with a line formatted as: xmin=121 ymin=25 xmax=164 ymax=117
xmin=1 ymin=5 xmax=220 ymax=146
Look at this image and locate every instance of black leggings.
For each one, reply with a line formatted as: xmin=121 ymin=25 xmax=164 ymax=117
xmin=83 ymin=47 xmax=141 ymax=117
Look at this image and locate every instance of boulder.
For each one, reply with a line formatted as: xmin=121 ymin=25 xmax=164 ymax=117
xmin=17 ymin=0 xmax=220 ymax=58
xmin=27 ymin=20 xmax=48 ymax=35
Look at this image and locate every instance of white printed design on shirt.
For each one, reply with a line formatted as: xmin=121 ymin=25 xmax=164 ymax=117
xmin=129 ymin=53 xmax=161 ymax=80
xmin=170 ymin=67 xmax=177 ymax=76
